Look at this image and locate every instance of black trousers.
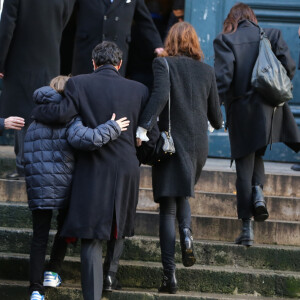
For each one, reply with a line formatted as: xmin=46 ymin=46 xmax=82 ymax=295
xmin=235 ymin=150 xmax=265 ymax=219
xmin=29 ymin=209 xmax=68 ymax=295
xmin=159 ymin=197 xmax=191 ymax=272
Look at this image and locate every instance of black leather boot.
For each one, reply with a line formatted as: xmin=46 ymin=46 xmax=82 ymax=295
xmin=158 ymin=269 xmax=177 ymax=294
xmin=103 ymin=274 xmax=122 ymax=292
xmin=235 ymin=219 xmax=254 ymax=247
xmin=180 ymin=228 xmax=196 ymax=267
xmin=252 ymin=184 xmax=269 ymax=222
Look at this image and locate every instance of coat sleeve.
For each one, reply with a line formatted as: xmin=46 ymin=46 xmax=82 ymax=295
xmin=139 ymin=58 xmax=169 ymax=130
xmin=207 ymin=70 xmax=223 ymax=130
xmin=134 ymin=0 xmax=163 ymax=51
xmin=0 ymin=118 xmax=4 ymax=135
xmin=0 ymin=0 xmax=19 ymax=73
xmin=31 ymin=79 xmax=78 ymax=125
xmin=213 ymin=34 xmax=235 ymax=105
xmin=67 ymin=117 xmax=121 ymax=151
xmin=272 ymin=30 xmax=296 ymax=80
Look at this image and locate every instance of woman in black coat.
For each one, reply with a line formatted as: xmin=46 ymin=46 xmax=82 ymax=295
xmin=137 ymin=22 xmax=223 ymax=293
xmin=213 ymin=3 xmax=300 ymax=247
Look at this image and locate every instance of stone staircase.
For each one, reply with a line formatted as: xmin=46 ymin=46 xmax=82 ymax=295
xmin=0 ymin=146 xmax=299 ymax=299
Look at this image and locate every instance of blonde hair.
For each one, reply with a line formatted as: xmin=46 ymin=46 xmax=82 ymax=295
xmin=50 ymin=75 xmax=70 ymax=95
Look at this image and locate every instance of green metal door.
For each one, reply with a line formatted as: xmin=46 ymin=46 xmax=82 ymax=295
xmin=185 ymin=0 xmax=300 ymax=162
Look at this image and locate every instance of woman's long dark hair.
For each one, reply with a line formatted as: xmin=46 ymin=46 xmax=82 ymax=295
xmin=223 ymin=2 xmax=258 ymax=34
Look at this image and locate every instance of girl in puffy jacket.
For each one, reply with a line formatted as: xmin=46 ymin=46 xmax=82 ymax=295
xmin=24 ymin=76 xmax=129 ymax=300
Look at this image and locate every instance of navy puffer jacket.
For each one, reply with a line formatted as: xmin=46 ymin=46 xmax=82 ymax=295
xmin=24 ymin=86 xmax=121 ymax=211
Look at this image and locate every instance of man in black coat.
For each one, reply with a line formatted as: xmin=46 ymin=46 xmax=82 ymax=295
xmin=0 ymin=0 xmax=75 ymax=178
xmin=71 ymin=0 xmax=163 ymax=76
xmin=31 ymin=42 xmax=152 ymax=300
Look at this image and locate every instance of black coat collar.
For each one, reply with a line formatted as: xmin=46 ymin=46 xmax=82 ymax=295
xmin=94 ymin=64 xmax=120 ymax=75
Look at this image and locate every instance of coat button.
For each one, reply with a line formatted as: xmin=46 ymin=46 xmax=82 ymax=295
xmin=104 ymin=15 xmax=107 ymax=20
xmin=115 ymin=17 xmax=119 ymax=21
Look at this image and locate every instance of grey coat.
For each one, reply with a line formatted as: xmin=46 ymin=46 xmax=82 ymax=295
xmin=139 ymin=56 xmax=223 ymax=201
xmin=213 ymin=20 xmax=300 ymax=159
xmin=0 ymin=0 xmax=75 ymax=121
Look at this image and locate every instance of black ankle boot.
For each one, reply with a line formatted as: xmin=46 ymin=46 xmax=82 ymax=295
xmin=180 ymin=228 xmax=196 ymax=267
xmin=158 ymin=269 xmax=177 ymax=294
xmin=235 ymin=219 xmax=254 ymax=247
xmin=252 ymin=184 xmax=269 ymax=222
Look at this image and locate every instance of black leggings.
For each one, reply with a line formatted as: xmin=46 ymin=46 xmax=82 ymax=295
xmin=159 ymin=197 xmax=191 ymax=271
xmin=235 ymin=151 xmax=265 ymax=219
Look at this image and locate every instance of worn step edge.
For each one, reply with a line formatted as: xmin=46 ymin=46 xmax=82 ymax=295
xmin=0 ymin=254 xmax=299 ymax=298
xmin=1 ymin=228 xmax=300 ymax=272
xmin=137 ymin=188 xmax=300 ymax=221
xmin=0 ymin=280 xmax=290 ymax=300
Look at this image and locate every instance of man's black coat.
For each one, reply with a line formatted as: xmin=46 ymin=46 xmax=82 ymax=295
xmin=31 ymin=65 xmax=150 ymax=240
xmin=0 ymin=0 xmax=75 ymax=121
xmin=71 ymin=0 xmax=163 ymax=76
xmin=214 ymin=20 xmax=300 ymax=159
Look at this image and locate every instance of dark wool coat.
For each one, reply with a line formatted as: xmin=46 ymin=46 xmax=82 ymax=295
xmin=0 ymin=0 xmax=75 ymax=121
xmin=31 ymin=65 xmax=149 ymax=240
xmin=71 ymin=0 xmax=163 ymax=76
xmin=139 ymin=57 xmax=223 ymax=201
xmin=24 ymin=86 xmax=121 ymax=211
xmin=213 ymin=20 xmax=300 ymax=159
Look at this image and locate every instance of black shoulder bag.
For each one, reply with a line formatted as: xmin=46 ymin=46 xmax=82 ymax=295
xmin=146 ymin=58 xmax=176 ymax=166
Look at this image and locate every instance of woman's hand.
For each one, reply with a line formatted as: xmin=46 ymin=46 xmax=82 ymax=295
xmin=111 ymin=113 xmax=130 ymax=131
xmin=4 ymin=116 xmax=25 ymax=130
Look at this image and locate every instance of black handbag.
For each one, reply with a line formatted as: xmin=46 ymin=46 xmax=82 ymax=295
xmin=251 ymin=25 xmax=293 ymax=107
xmin=146 ymin=58 xmax=175 ymax=166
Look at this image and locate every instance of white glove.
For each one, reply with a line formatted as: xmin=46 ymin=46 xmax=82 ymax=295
xmin=136 ymin=126 xmax=149 ymax=142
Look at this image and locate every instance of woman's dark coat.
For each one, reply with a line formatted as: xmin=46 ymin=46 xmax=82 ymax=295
xmin=213 ymin=20 xmax=300 ymax=159
xmin=139 ymin=56 xmax=223 ymax=201
xmin=24 ymin=86 xmax=121 ymax=211
xmin=0 ymin=0 xmax=75 ymax=121
xmin=31 ymin=65 xmax=150 ymax=240
xmin=71 ymin=0 xmax=163 ymax=76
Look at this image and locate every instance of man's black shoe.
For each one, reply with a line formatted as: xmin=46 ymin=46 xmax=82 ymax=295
xmin=103 ymin=275 xmax=122 ymax=292
xmin=6 ymin=171 xmax=25 ymax=180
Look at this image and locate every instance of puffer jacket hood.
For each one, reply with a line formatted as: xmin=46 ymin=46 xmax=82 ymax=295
xmin=33 ymin=86 xmax=63 ymax=105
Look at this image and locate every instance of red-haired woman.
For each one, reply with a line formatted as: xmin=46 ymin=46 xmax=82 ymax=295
xmin=137 ymin=22 xmax=223 ymax=293
xmin=213 ymin=3 xmax=300 ymax=246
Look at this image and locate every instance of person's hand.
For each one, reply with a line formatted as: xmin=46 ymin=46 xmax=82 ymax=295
xmin=4 ymin=116 xmax=25 ymax=130
xmin=0 ymin=73 xmax=4 ymax=79
xmin=298 ymin=25 xmax=300 ymax=37
xmin=136 ymin=138 xmax=142 ymax=147
xmin=111 ymin=113 xmax=130 ymax=131
xmin=154 ymin=47 xmax=164 ymax=56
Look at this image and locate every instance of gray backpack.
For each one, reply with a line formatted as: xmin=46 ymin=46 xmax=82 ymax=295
xmin=251 ymin=26 xmax=293 ymax=107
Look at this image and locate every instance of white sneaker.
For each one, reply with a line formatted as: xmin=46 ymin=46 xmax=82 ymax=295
xmin=43 ymin=271 xmax=62 ymax=287
xmin=30 ymin=291 xmax=45 ymax=300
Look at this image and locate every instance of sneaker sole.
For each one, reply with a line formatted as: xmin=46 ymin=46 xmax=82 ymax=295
xmin=43 ymin=281 xmax=61 ymax=287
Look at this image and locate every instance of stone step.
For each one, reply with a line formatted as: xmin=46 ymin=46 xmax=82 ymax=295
xmin=0 ymin=280 xmax=288 ymax=300
xmin=0 ymin=254 xmax=299 ymax=298
xmin=1 ymin=203 xmax=299 ymax=246
xmin=0 ymin=179 xmax=299 ymax=222
xmin=1 ymin=228 xmax=299 ymax=272
xmin=137 ymin=189 xmax=300 ymax=222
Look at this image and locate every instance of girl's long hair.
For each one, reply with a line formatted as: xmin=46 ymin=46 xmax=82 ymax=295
xmin=223 ymin=2 xmax=258 ymax=34
xmin=160 ymin=22 xmax=204 ymax=61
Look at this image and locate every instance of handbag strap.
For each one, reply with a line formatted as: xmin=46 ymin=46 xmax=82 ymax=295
xmin=162 ymin=57 xmax=171 ymax=135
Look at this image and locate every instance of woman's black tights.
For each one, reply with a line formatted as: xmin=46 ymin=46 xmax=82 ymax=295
xmin=159 ymin=197 xmax=191 ymax=272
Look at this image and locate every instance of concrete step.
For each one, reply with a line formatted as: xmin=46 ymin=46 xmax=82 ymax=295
xmin=0 ymin=179 xmax=299 ymax=222
xmin=0 ymin=254 xmax=299 ymax=298
xmin=0 ymin=280 xmax=289 ymax=300
xmin=1 ymin=203 xmax=299 ymax=246
xmin=1 ymin=228 xmax=299 ymax=272
xmin=137 ymin=189 xmax=300 ymax=222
